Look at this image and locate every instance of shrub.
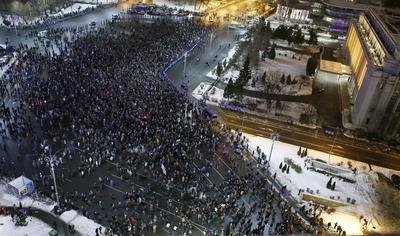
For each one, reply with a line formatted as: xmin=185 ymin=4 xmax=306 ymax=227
xmin=284 ymin=157 xmax=302 ymax=173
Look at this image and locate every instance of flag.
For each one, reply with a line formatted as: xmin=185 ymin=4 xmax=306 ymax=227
xmin=161 ymin=162 xmax=167 ymax=175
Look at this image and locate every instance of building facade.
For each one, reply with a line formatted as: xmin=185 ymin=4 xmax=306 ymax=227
xmin=345 ymin=9 xmax=400 ymax=138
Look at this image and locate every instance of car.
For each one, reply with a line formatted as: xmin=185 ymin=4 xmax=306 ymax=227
xmin=318 ymin=88 xmax=325 ymax=93
xmin=112 ymin=14 xmax=119 ymax=20
xmin=89 ymin=21 xmax=96 ymax=27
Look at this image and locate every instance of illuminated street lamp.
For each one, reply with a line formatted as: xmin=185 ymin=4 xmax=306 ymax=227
xmin=267 ymin=132 xmax=279 ymax=169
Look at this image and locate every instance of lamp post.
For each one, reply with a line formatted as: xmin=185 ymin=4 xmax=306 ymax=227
xmin=183 ymin=52 xmax=188 ymax=76
xmin=41 ymin=141 xmax=63 ymax=208
xmin=209 ymin=32 xmax=214 ymax=48
xmin=328 ymin=128 xmax=338 ymax=163
xmin=267 ymin=132 xmax=279 ymax=169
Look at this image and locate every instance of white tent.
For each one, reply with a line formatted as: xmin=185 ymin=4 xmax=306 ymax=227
xmin=7 ymin=176 xmax=35 ymax=198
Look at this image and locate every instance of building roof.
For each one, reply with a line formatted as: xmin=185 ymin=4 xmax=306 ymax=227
xmin=319 ymin=60 xmax=352 ymax=75
xmin=325 ymin=0 xmax=370 ymax=10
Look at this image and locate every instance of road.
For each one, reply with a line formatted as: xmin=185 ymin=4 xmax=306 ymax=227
xmin=217 ymin=108 xmax=400 ymax=170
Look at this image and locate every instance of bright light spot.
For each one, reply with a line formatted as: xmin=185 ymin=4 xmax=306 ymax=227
xmin=320 ymin=211 xmax=363 ymax=235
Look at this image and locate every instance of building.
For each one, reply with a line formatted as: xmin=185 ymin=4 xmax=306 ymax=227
xmin=344 ymin=8 xmax=400 ymax=138
xmin=276 ymin=0 xmax=312 ymax=23
xmin=323 ymin=0 xmax=369 ymax=31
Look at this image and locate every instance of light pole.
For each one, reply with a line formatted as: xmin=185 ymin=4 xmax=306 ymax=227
xmin=41 ymin=141 xmax=62 ymax=208
xmin=267 ymin=132 xmax=279 ymax=169
xmin=328 ymin=128 xmax=338 ymax=163
xmin=209 ymin=32 xmax=214 ymax=48
xmin=183 ymin=52 xmax=188 ymax=76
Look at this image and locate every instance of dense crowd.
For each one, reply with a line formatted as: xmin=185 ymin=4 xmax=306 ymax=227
xmin=0 ymin=17 xmax=325 ymax=235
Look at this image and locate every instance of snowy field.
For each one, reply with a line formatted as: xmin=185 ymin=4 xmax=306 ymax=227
xmin=192 ymin=83 xmax=317 ymax=126
xmin=50 ymin=3 xmax=96 ymax=17
xmin=0 ymin=181 xmax=105 ymax=236
xmin=0 ymin=3 xmax=96 ymax=27
xmin=0 ymin=215 xmax=52 ymax=236
xmin=239 ymin=132 xmax=400 ymax=235
xmin=153 ymin=0 xmax=200 ymax=12
xmin=0 ymin=182 xmax=56 ymax=212
xmin=60 ymin=210 xmax=103 ymax=236
xmin=77 ymin=0 xmax=117 ymax=4
xmin=207 ymin=47 xmax=312 ymax=96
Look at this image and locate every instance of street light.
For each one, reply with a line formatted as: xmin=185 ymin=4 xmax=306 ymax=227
xmin=183 ymin=52 xmax=188 ymax=76
xmin=41 ymin=141 xmax=62 ymax=208
xmin=209 ymin=32 xmax=214 ymax=48
xmin=267 ymin=132 xmax=279 ymax=169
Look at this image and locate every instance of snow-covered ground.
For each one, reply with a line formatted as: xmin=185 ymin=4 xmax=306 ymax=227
xmin=0 ymin=215 xmax=53 ymax=236
xmin=207 ymin=47 xmax=312 ymax=96
xmin=77 ymin=0 xmax=117 ymax=4
xmin=0 ymin=182 xmax=56 ymax=212
xmin=153 ymin=0 xmax=200 ymax=12
xmin=192 ymin=83 xmax=317 ymax=127
xmin=60 ymin=210 xmax=104 ymax=236
xmin=0 ymin=181 xmax=105 ymax=236
xmin=50 ymin=3 xmax=96 ymax=18
xmin=0 ymin=3 xmax=97 ymax=27
xmin=240 ymin=132 xmax=400 ymax=235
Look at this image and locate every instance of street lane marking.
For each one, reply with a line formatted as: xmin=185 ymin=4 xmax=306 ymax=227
xmin=104 ymin=184 xmax=210 ymax=233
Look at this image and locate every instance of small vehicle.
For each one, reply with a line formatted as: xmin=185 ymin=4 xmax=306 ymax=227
xmin=203 ymin=108 xmax=218 ymax=120
xmin=324 ymin=127 xmax=336 ymax=136
xmin=318 ymin=88 xmax=325 ymax=93
xmin=89 ymin=21 xmax=96 ymax=28
xmin=112 ymin=14 xmax=119 ymax=20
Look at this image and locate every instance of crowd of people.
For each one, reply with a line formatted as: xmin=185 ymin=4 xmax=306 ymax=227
xmin=0 ymin=16 xmax=329 ymax=235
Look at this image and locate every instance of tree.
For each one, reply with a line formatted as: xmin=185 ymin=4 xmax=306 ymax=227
xmin=297 ymin=147 xmax=302 ymax=156
xmin=286 ymin=166 xmax=290 ymax=174
xmin=292 ymin=28 xmax=304 ymax=45
xmin=282 ymin=164 xmax=287 ymax=172
xmin=266 ymin=21 xmax=272 ymax=34
xmin=326 ymin=178 xmax=332 ymax=189
xmin=216 ymin=62 xmax=223 ymax=78
xmin=331 ymin=181 xmax=336 ymax=190
xmin=304 ymin=148 xmax=308 ymax=157
xmin=235 ymin=56 xmax=251 ymax=90
xmin=279 ymin=162 xmax=283 ymax=169
xmin=286 ymin=74 xmax=291 ymax=84
xmin=308 ymin=28 xmax=318 ymax=45
xmin=268 ymin=46 xmax=276 ymax=60
xmin=249 ymin=42 xmax=260 ymax=67
xmin=280 ymin=74 xmax=286 ymax=84
xmin=224 ymin=78 xmax=235 ymax=98
xmin=306 ymin=56 xmax=318 ymax=76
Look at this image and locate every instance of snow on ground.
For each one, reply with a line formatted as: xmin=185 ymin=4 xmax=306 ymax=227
xmin=153 ymin=0 xmax=200 ymax=12
xmin=263 ymin=49 xmax=309 ymax=76
xmin=241 ymin=132 xmax=400 ymax=234
xmin=60 ymin=210 xmax=103 ymax=236
xmin=50 ymin=3 xmax=96 ymax=17
xmin=206 ymin=45 xmax=239 ymax=83
xmin=192 ymin=83 xmax=317 ymax=127
xmin=0 ymin=215 xmax=52 ymax=236
xmin=77 ymin=0 xmax=117 ymax=4
xmin=0 ymin=183 xmax=56 ymax=212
